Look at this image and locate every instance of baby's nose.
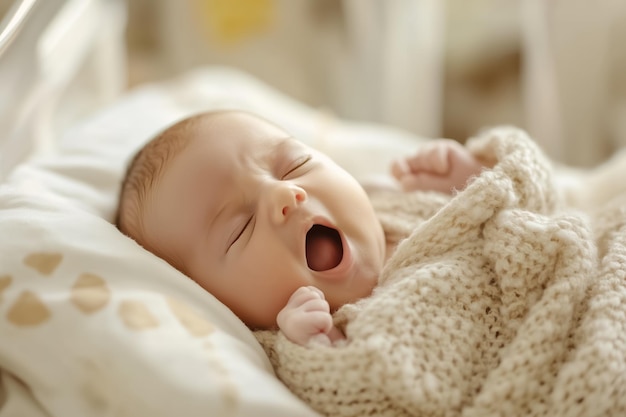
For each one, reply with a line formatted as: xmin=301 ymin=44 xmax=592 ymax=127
xmin=270 ymin=183 xmax=307 ymax=223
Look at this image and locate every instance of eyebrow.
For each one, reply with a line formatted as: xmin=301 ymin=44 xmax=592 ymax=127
xmin=248 ymin=136 xmax=298 ymax=176
xmin=275 ymin=136 xmax=300 ymax=151
xmin=271 ymin=137 xmax=305 ymax=162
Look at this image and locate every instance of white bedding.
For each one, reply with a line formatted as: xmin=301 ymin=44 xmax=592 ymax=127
xmin=0 ymin=68 xmax=426 ymax=417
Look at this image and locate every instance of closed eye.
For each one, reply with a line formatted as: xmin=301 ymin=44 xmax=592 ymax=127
xmin=228 ymin=215 xmax=253 ymax=250
xmin=282 ymin=154 xmax=312 ymax=179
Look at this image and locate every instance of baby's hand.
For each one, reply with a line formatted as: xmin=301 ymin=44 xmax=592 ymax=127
xmin=391 ymin=139 xmax=484 ymax=194
xmin=277 ymin=286 xmax=343 ymax=347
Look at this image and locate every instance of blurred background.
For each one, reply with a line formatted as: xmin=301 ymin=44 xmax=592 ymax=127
xmin=2 ymin=0 xmax=626 ymax=173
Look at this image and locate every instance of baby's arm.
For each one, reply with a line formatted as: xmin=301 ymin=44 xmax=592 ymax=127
xmin=277 ymin=286 xmax=345 ymax=347
xmin=391 ymin=139 xmax=485 ymax=194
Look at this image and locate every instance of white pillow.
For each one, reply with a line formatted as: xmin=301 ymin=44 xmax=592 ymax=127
xmin=0 ymin=67 xmax=425 ymax=417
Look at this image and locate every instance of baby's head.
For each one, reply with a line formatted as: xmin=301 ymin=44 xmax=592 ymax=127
xmin=117 ymin=111 xmax=385 ymax=329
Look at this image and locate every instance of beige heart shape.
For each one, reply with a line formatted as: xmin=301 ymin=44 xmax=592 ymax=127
xmin=23 ymin=252 xmax=63 ymax=275
xmin=0 ymin=275 xmax=12 ymax=303
xmin=7 ymin=291 xmax=51 ymax=326
xmin=118 ymin=300 xmax=159 ymax=330
xmin=167 ymin=296 xmax=214 ymax=337
xmin=71 ymin=273 xmax=111 ymax=314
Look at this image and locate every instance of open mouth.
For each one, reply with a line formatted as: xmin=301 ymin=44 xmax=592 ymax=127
xmin=305 ymin=224 xmax=344 ymax=271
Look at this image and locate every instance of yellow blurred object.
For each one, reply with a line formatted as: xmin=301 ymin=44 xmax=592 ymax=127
xmin=192 ymin=0 xmax=275 ymax=45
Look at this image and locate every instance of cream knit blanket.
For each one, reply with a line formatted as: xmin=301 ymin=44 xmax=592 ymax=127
xmin=256 ymin=127 xmax=626 ymax=417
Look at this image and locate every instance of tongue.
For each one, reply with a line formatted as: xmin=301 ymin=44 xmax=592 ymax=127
xmin=306 ymin=226 xmax=343 ymax=271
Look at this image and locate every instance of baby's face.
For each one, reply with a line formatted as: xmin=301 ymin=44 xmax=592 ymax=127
xmin=142 ymin=112 xmax=385 ymax=328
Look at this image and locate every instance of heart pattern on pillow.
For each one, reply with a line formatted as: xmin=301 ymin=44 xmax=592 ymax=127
xmin=4 ymin=251 xmax=216 ymax=337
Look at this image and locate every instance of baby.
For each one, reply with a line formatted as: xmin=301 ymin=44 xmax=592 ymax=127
xmin=118 ymin=110 xmax=626 ymax=417
xmin=116 ymin=110 xmax=484 ymax=346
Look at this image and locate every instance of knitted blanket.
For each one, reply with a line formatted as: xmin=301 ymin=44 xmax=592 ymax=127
xmin=255 ymin=127 xmax=626 ymax=417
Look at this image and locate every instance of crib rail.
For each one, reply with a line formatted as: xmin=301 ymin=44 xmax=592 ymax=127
xmin=0 ymin=0 xmax=39 ymax=58
xmin=0 ymin=0 xmax=127 ymax=181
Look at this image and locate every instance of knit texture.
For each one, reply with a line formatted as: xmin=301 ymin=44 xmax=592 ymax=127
xmin=255 ymin=127 xmax=626 ymax=417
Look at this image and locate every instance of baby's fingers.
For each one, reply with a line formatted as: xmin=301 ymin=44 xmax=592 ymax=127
xmin=300 ymin=310 xmax=334 ymax=334
xmin=300 ymin=297 xmax=331 ymax=313
xmin=277 ymin=303 xmax=334 ymax=345
xmin=405 ymin=142 xmax=450 ymax=174
xmin=285 ymin=286 xmax=325 ymax=308
xmin=391 ymin=142 xmax=453 ymax=182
